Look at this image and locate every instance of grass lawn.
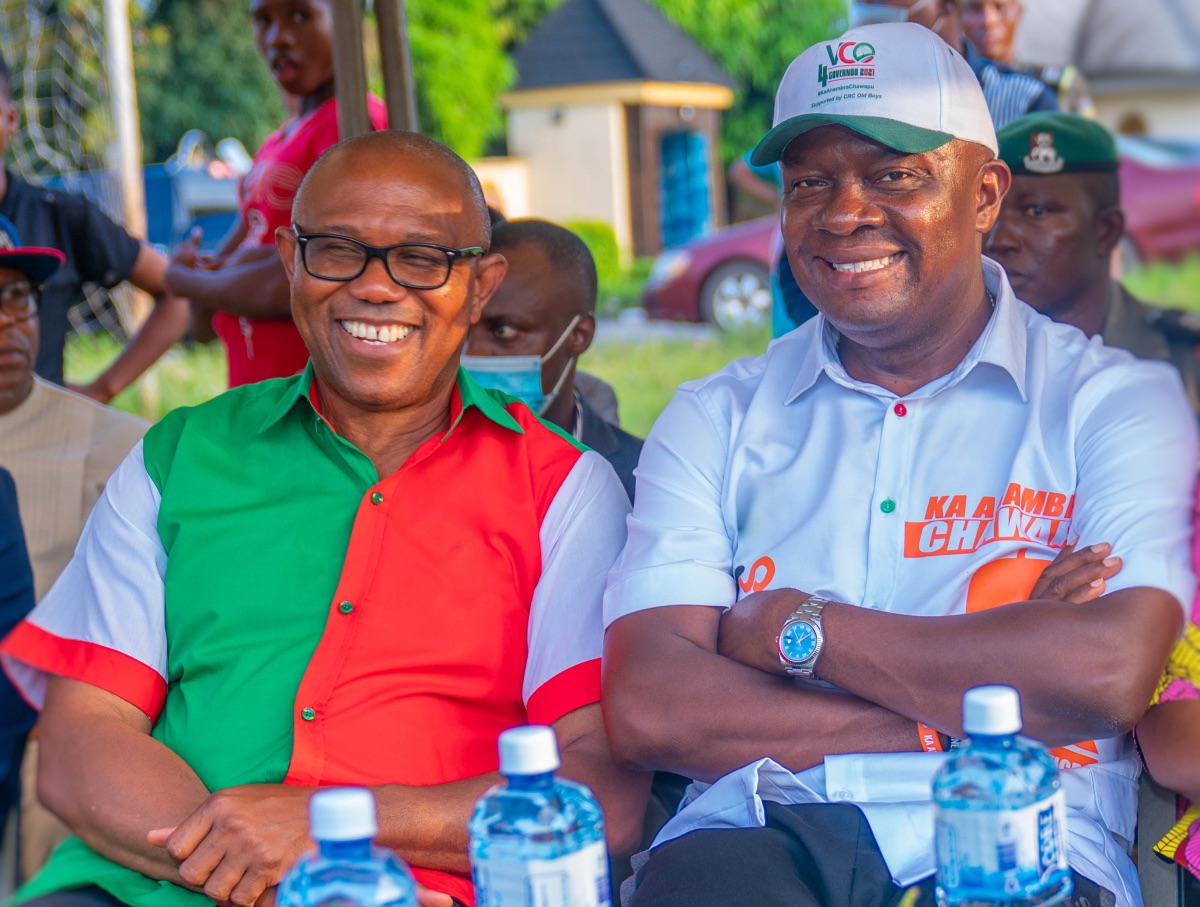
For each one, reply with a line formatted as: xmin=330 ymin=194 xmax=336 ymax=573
xmin=64 ymin=254 xmax=1200 ymax=438
xmin=64 ymin=325 xmax=772 ymax=439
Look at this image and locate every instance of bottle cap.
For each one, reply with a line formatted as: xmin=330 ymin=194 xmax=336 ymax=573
xmin=309 ymin=787 xmax=378 ymax=841
xmin=962 ymin=685 xmax=1023 ymax=736
xmin=498 ymin=725 xmax=561 ymax=775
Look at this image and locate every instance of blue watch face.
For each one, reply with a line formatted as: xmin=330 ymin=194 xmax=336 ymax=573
xmin=780 ymin=620 xmax=818 ymax=663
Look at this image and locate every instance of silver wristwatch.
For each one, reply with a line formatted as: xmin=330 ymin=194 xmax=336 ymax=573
xmin=777 ymin=596 xmax=833 ymax=678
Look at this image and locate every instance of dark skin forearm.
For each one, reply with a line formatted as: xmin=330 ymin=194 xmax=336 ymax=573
xmin=1137 ymin=699 xmax=1200 ymax=804
xmin=603 ymin=605 xmax=920 ymax=782
xmin=37 ymin=676 xmax=209 ymax=889
xmin=165 ymin=253 xmax=291 ymax=320
xmin=718 ymin=585 xmax=1181 ymax=746
xmin=818 ymin=588 xmax=1180 ymax=743
xmin=152 ymin=702 xmax=648 ymax=907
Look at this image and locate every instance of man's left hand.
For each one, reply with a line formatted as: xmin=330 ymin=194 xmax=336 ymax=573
xmin=717 ymin=588 xmax=812 ymax=675
xmin=148 ymin=784 xmax=313 ymax=907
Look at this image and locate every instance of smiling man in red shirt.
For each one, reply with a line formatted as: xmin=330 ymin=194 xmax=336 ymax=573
xmin=3 ymin=132 xmax=647 ymax=907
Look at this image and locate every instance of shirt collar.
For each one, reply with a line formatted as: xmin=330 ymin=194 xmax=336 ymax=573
xmin=259 ymin=361 xmax=525 ymax=436
xmin=783 ymin=258 xmax=1028 ymax=404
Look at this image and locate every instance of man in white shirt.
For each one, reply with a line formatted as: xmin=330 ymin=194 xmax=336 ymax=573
xmin=602 ymin=22 xmax=1195 ymax=907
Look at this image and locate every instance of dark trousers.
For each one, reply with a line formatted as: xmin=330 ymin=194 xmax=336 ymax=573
xmin=630 ymin=801 xmax=1116 ymax=907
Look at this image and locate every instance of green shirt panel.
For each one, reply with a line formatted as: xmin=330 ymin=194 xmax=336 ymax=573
xmin=17 ymin=370 xmax=378 ymax=907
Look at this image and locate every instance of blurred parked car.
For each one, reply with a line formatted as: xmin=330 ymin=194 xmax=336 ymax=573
xmin=642 ymin=216 xmax=775 ymax=329
xmin=1118 ymin=136 xmax=1200 ymax=264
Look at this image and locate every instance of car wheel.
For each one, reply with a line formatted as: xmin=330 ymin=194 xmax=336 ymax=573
xmin=699 ymin=260 xmax=772 ymax=330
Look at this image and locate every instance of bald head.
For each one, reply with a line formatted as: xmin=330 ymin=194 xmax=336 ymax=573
xmin=293 ymin=130 xmax=492 ymax=248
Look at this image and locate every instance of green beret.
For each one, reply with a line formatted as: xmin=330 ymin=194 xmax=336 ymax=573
xmin=997 ymin=112 xmax=1118 ymax=175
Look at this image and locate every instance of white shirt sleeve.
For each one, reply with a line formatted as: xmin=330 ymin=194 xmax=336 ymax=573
xmin=604 ymin=384 xmax=737 ymax=627
xmin=1071 ymin=360 xmax=1198 ymax=616
xmin=0 ymin=441 xmax=169 ymax=715
xmin=522 ymin=450 xmax=629 ymax=724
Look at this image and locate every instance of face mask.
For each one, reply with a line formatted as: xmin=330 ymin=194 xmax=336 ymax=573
xmin=848 ymin=0 xmax=939 ymax=28
xmin=462 ymin=315 xmax=581 ymax=416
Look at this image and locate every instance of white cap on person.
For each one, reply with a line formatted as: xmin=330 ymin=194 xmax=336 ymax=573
xmin=750 ymin=21 xmax=998 ymax=166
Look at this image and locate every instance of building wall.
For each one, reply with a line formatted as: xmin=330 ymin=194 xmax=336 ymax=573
xmin=506 ymin=103 xmax=632 ymax=258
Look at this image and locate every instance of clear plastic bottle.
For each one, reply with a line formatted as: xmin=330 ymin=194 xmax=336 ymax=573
xmin=277 ymin=787 xmax=418 ymax=907
xmin=469 ymin=725 xmax=612 ymax=907
xmin=933 ymin=685 xmax=1073 ymax=907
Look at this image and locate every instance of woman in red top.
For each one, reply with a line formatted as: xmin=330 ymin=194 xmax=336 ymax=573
xmin=166 ymin=0 xmax=386 ymax=388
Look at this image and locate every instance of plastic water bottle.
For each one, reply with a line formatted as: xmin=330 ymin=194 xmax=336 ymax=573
xmin=278 ymin=787 xmax=418 ymax=907
xmin=933 ymin=685 xmax=1072 ymax=906
xmin=469 ymin=725 xmax=612 ymax=907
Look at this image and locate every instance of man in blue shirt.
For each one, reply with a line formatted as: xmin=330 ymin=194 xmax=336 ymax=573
xmin=0 ymin=467 xmax=35 ymax=844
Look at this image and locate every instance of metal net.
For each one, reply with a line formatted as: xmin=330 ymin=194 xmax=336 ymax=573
xmin=0 ymin=0 xmax=132 ymax=339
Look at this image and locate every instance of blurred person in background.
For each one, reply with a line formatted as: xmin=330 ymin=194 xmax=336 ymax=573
xmin=165 ymin=0 xmax=386 ymax=388
xmin=850 ymin=0 xmax=1058 ymax=126
xmin=960 ymin=0 xmax=1095 ymax=115
xmin=0 ymin=218 xmax=148 ymax=879
xmin=986 ymin=111 xmax=1200 ymax=413
xmin=0 ymin=468 xmax=35 ymax=853
xmin=465 ymin=219 xmax=643 ymax=503
xmin=0 ymin=53 xmax=187 ymax=403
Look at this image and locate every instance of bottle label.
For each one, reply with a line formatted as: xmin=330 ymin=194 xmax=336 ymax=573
xmin=935 ymin=789 xmax=1070 ymax=900
xmin=473 ymin=840 xmax=611 ymax=907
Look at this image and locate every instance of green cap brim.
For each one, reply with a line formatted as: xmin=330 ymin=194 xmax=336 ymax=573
xmin=749 ymin=114 xmax=954 ymax=166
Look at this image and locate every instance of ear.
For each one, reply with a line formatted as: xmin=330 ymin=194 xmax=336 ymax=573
xmin=468 ymin=252 xmax=509 ymax=324
xmin=275 ymin=225 xmax=298 ymax=283
xmin=976 ymin=159 xmax=1012 ymax=234
xmin=1095 ymin=204 xmax=1125 ymax=258
xmin=566 ymin=312 xmax=597 ymax=358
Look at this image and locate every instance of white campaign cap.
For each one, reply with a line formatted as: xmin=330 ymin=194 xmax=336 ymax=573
xmin=309 ymin=787 xmax=379 ymax=841
xmin=498 ymin=725 xmax=561 ymax=775
xmin=750 ymin=21 xmax=998 ymax=165
xmin=962 ymin=685 xmax=1023 ymax=736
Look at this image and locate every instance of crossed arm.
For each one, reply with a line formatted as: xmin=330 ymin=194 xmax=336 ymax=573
xmin=39 ymin=676 xmax=648 ymax=907
xmin=604 ymin=545 xmax=1182 ymax=779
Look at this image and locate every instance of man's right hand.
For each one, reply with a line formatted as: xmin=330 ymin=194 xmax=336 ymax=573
xmin=1030 ymin=541 xmax=1121 ymax=603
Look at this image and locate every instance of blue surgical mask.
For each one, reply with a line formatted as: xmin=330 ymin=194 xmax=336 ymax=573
xmin=848 ymin=0 xmax=939 ymax=28
xmin=462 ymin=315 xmax=581 ymax=416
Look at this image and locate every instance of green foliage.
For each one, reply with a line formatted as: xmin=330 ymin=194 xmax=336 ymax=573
xmin=489 ymin=0 xmax=561 ymax=50
xmin=134 ymin=0 xmax=286 ymax=163
xmin=406 ymin=0 xmax=514 ymax=159
xmin=1124 ymin=254 xmax=1200 ymax=313
xmin=565 ymin=220 xmax=622 ymax=284
xmin=651 ymin=0 xmax=846 ymax=165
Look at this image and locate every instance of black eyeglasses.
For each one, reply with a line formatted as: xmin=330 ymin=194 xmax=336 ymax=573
xmin=0 ymin=281 xmax=38 ymax=322
xmin=291 ymin=225 xmax=486 ymax=290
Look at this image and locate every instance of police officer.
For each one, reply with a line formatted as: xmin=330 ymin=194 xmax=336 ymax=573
xmin=986 ymin=111 xmax=1200 ymax=413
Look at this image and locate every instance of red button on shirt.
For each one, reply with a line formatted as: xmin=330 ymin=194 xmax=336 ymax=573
xmin=894 ymin=403 xmax=908 ymax=417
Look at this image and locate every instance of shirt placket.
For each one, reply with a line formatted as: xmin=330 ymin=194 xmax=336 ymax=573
xmin=862 ymin=397 xmax=915 ymax=611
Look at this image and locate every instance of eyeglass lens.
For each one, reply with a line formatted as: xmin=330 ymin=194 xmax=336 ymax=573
xmin=0 ymin=282 xmax=36 ymax=319
xmin=304 ymin=236 xmax=455 ymax=288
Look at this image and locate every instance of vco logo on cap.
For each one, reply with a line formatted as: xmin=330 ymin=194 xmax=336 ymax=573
xmin=817 ymin=41 xmax=876 ymax=88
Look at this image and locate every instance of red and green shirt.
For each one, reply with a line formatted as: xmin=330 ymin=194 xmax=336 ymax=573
xmin=1 ymin=364 xmax=630 ymax=907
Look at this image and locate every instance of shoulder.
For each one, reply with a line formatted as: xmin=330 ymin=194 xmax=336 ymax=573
xmin=1019 ymin=300 xmax=1189 ymax=419
xmin=141 ymin=378 xmax=299 ymax=477
xmin=37 ymin=379 xmax=148 ymax=435
xmin=677 ymin=320 xmax=817 ymax=418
